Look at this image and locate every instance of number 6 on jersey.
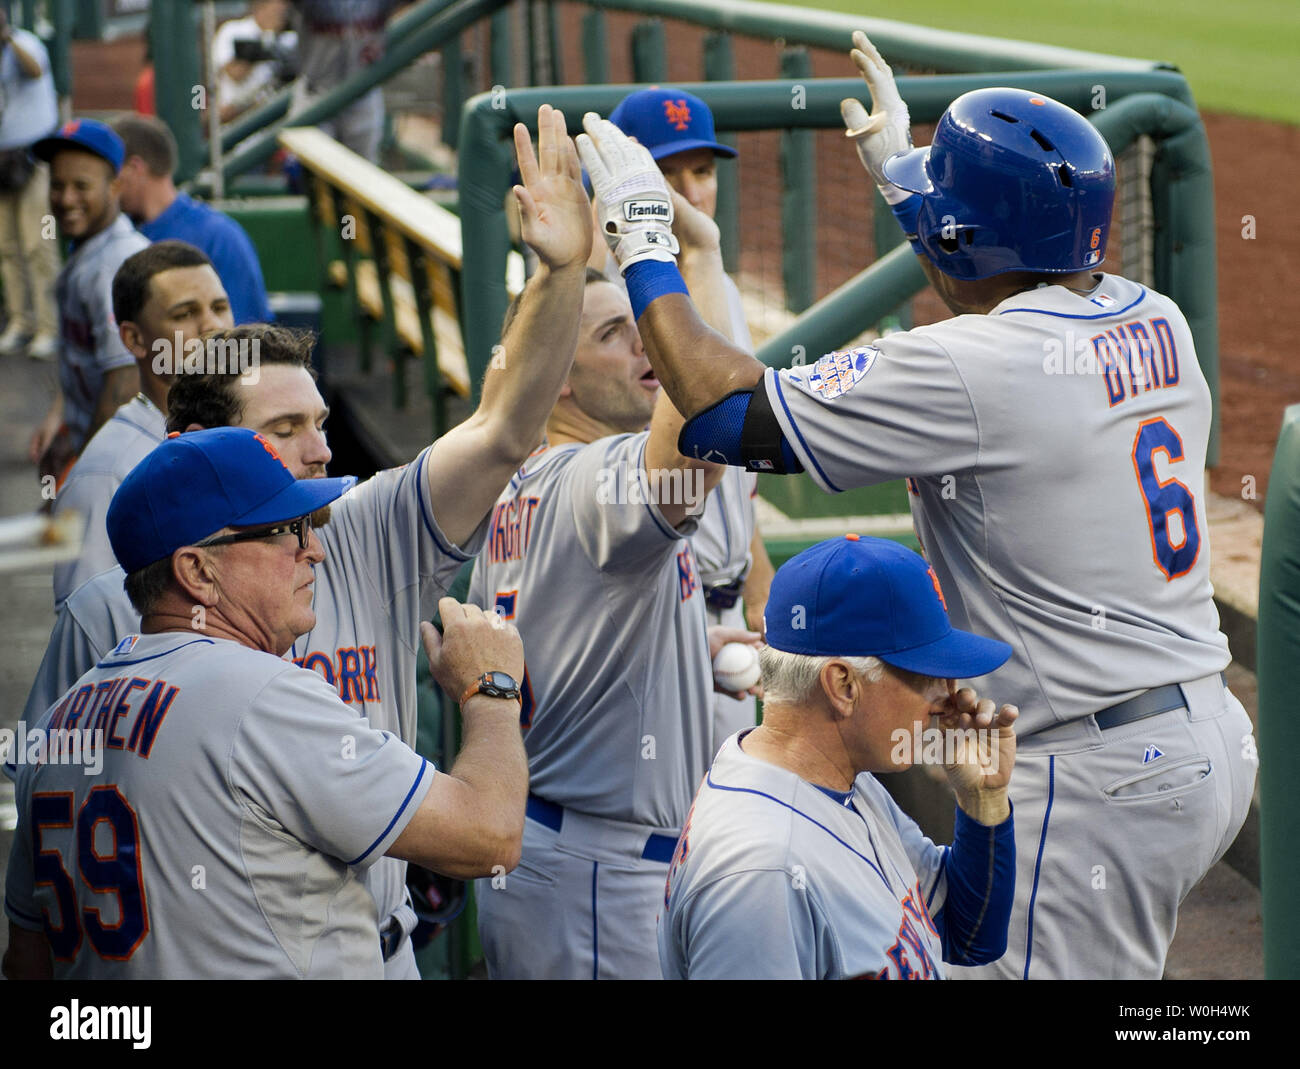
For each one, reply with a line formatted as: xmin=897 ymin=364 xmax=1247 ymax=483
xmin=1132 ymin=416 xmax=1201 ymax=580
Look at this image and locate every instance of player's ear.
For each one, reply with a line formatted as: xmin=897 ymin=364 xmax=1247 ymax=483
xmin=819 ymin=659 xmax=858 ymax=719
xmin=120 ymin=320 xmax=147 ymax=361
xmin=172 ymin=546 xmax=220 ymax=606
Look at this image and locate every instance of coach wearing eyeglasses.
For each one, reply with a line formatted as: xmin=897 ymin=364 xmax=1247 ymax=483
xmin=3 ymin=427 xmax=528 ymax=979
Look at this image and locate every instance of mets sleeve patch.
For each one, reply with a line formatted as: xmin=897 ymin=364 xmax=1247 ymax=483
xmin=805 ymin=346 xmax=879 ymax=400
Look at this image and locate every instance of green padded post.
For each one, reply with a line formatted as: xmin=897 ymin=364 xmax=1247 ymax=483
xmin=1258 ymin=404 xmax=1300 ymax=979
xmin=631 ymin=19 xmax=666 ymax=83
xmin=779 ymin=48 xmax=815 ymax=313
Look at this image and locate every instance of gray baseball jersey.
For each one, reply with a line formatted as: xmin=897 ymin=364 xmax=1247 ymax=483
xmin=51 ymin=395 xmax=164 ymax=607
xmin=768 ymin=275 xmax=1229 ymax=736
xmin=55 ymin=214 xmax=149 ymax=448
xmin=661 ymin=733 xmax=959 ymax=979
xmin=18 ymin=449 xmax=481 ymax=971
xmin=467 ymin=432 xmax=715 ymax=978
xmin=468 ymin=433 xmax=714 ymax=825
xmin=759 ymin=273 xmax=1254 ymax=979
xmin=21 ymin=565 xmax=135 ymax=726
xmin=4 ymin=632 xmax=433 ymax=978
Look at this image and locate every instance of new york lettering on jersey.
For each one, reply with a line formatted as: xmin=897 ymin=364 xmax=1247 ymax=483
xmin=293 ymin=645 xmax=381 ymax=702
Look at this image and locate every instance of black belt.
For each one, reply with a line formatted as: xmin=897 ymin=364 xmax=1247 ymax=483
xmin=704 ymin=578 xmax=744 ymax=612
xmin=1094 ymin=673 xmax=1226 ymax=731
xmin=380 ymin=918 xmax=405 ymax=963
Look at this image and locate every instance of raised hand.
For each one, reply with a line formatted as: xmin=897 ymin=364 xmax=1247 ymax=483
xmin=840 ymin=30 xmax=914 ymax=201
xmin=512 ymin=104 xmax=593 ymax=271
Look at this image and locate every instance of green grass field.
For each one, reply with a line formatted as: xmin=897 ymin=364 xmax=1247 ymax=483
xmin=770 ymin=0 xmax=1299 ymax=123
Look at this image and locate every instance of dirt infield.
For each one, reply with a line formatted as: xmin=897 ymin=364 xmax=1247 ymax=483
xmin=71 ymin=28 xmax=1297 ymax=509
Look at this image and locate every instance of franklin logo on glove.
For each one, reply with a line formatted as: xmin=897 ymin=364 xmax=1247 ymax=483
xmin=624 ymin=200 xmax=672 ymax=221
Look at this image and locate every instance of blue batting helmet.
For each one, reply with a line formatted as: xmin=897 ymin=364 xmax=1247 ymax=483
xmin=882 ymin=88 xmax=1116 ymax=281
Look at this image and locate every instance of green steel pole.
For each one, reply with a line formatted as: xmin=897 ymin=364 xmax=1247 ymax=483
xmin=779 ymin=48 xmax=814 ymax=313
xmin=703 ymin=31 xmax=738 ymax=276
xmin=489 ymin=5 xmax=511 ymax=88
xmin=48 ymin=0 xmax=73 ymax=98
xmin=631 ymin=18 xmax=666 ymax=83
xmin=581 ymin=10 xmax=607 ymax=85
xmin=755 ymin=244 xmax=928 ymax=369
xmin=151 ymin=0 xmax=205 ymax=184
xmin=1259 ymin=404 xmax=1300 ymax=979
xmin=442 ymin=36 xmax=463 ymax=150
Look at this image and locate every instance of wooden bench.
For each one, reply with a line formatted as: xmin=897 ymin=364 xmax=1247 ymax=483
xmin=279 ymin=126 xmax=525 ymax=431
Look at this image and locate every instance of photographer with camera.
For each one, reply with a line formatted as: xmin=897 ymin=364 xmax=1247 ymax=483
xmin=212 ymin=0 xmax=298 ymax=122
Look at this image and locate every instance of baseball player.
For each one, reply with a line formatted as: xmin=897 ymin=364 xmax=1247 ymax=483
xmin=608 ymin=88 xmax=775 ymax=752
xmin=576 ymin=33 xmax=1257 ymax=979
xmin=3 ymin=427 xmax=528 ymax=979
xmin=661 ymin=535 xmax=1019 ymax=979
xmin=28 ymin=119 xmax=149 ymax=483
xmin=467 ymin=210 xmax=737 ymax=977
xmin=51 ymin=241 xmax=234 ymax=605
xmin=16 ymin=104 xmax=594 ymax=978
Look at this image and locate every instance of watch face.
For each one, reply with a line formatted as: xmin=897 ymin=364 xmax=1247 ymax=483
xmin=482 ymin=672 xmax=520 ymax=697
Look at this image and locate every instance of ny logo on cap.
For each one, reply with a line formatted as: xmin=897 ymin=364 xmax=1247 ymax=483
xmin=254 ymin=432 xmax=291 ymax=472
xmin=62 ymin=119 xmax=81 ymax=136
xmin=662 ymin=99 xmax=691 ymax=131
xmin=927 ymin=566 xmax=948 ymax=612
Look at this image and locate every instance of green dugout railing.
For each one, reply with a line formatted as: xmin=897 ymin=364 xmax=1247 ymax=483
xmin=458 ymin=71 xmax=1219 ymax=461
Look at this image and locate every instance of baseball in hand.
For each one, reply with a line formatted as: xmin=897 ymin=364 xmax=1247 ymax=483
xmin=713 ymin=642 xmax=760 ymax=692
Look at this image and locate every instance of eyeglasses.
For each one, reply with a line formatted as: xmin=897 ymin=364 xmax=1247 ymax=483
xmin=195 ymin=515 xmax=312 ymax=552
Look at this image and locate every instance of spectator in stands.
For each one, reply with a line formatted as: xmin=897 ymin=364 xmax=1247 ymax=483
xmin=291 ymin=0 xmax=404 ymax=163
xmin=212 ymin=0 xmax=298 ymax=122
xmin=29 ymin=120 xmax=149 ymax=485
xmin=113 ymin=115 xmax=273 ymax=324
xmin=0 ymin=8 xmax=60 ymax=360
xmin=51 ymin=241 xmax=234 ymax=606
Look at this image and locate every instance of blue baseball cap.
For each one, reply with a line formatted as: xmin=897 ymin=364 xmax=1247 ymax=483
xmin=107 ymin=427 xmax=356 ymax=576
xmin=764 ymin=535 xmax=1012 ymax=679
xmin=609 ymin=88 xmax=737 ymax=160
xmin=33 ymin=118 xmax=126 ymax=174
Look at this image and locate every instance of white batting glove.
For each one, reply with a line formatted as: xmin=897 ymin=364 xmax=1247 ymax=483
xmin=576 ymin=113 xmax=681 ymax=270
xmin=840 ymin=30 xmax=914 ymax=206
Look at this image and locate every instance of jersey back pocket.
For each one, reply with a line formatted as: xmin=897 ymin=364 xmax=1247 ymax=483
xmin=1101 ymin=753 xmax=1212 ymax=802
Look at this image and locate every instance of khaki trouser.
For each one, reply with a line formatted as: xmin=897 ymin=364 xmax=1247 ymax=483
xmin=0 ymin=161 xmax=58 ymax=336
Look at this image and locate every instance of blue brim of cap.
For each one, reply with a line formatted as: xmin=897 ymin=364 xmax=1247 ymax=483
xmin=649 ymin=138 xmax=738 ymax=161
xmin=31 ymin=136 xmax=116 ymax=170
xmin=878 ymin=627 xmax=1012 ymax=679
xmin=881 ymin=145 xmax=933 ymax=195
xmin=233 ymin=474 xmax=357 ymax=527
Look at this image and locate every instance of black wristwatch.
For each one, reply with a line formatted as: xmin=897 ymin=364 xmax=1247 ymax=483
xmin=459 ymin=671 xmax=521 ymax=706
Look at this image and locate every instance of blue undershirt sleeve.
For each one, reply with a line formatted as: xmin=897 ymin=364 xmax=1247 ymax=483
xmin=933 ymin=802 xmax=1016 ymax=966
